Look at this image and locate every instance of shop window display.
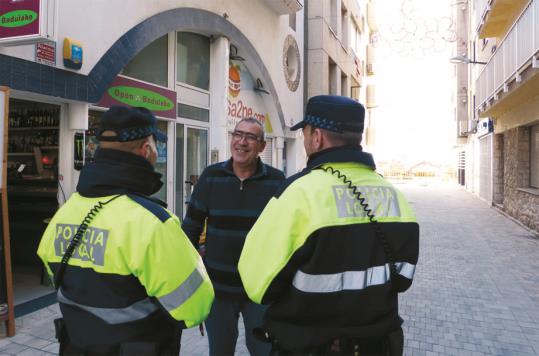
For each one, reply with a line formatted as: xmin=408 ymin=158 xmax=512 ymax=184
xmin=6 ymin=99 xmax=60 ymax=301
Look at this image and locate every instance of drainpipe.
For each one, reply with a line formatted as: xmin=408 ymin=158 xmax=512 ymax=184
xmin=303 ymin=0 xmax=309 ymax=111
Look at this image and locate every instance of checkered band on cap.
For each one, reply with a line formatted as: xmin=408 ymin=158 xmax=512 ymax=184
xmin=98 ymin=126 xmax=154 ymax=142
xmin=304 ymin=115 xmax=344 ymax=133
xmin=118 ymin=126 xmax=155 ymax=141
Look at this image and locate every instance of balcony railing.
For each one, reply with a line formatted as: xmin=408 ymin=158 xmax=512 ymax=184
xmin=474 ymin=0 xmax=490 ymax=30
xmin=476 ymin=0 xmax=539 ymax=111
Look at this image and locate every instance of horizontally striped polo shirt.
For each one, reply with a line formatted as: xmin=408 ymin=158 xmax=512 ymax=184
xmin=182 ymin=158 xmax=285 ymax=299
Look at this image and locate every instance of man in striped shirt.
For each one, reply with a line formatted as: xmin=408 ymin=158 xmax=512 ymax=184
xmin=182 ymin=117 xmax=285 ymax=356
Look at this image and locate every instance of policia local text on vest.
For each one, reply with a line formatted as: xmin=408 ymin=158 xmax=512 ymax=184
xmin=38 ymin=106 xmax=214 ymax=355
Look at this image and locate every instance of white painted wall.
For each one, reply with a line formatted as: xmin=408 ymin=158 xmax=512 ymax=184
xmin=1 ymin=0 xmax=306 ymax=194
xmin=0 ymin=0 xmax=304 ymax=138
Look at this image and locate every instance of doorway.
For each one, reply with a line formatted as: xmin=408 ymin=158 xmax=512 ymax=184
xmin=6 ymin=98 xmax=60 ymax=310
xmin=175 ymin=124 xmax=208 ymax=218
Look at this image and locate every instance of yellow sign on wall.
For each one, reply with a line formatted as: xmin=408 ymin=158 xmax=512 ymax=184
xmin=63 ymin=38 xmax=83 ymax=70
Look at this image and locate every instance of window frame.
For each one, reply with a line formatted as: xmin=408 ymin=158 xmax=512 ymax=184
xmin=121 ymin=34 xmax=169 ymax=88
xmin=175 ymin=31 xmax=211 ymax=91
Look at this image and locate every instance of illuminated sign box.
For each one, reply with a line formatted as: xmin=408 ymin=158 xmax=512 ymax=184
xmin=0 ymin=0 xmax=56 ymax=46
xmin=476 ymin=118 xmax=493 ymax=137
xmin=63 ymin=37 xmax=82 ymax=69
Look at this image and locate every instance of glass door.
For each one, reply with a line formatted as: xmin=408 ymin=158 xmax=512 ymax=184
xmin=175 ymin=124 xmax=208 ymax=217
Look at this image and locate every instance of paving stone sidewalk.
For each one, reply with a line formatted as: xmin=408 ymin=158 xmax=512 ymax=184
xmin=0 ymin=180 xmax=537 ymax=355
xmin=398 ymin=179 xmax=539 ymax=356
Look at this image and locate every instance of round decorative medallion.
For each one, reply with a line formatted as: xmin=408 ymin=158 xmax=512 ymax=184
xmin=283 ymin=35 xmax=301 ymax=92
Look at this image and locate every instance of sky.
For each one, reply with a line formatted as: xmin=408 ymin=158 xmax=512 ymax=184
xmin=370 ymin=0 xmax=457 ymax=166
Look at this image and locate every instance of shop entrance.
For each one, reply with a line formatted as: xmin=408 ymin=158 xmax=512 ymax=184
xmin=6 ymin=98 xmax=59 ymax=309
xmin=175 ymin=124 xmax=208 ymax=218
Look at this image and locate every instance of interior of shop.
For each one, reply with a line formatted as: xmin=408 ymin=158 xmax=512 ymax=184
xmin=3 ymin=102 xmax=172 ymax=314
xmin=6 ymin=98 xmax=60 ymax=310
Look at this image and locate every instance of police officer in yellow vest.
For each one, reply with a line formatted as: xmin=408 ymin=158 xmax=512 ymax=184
xmin=239 ymin=95 xmax=419 ymax=355
xmin=38 ymin=106 xmax=214 ymax=355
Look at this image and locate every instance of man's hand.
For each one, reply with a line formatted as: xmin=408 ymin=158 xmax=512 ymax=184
xmin=198 ymin=245 xmax=206 ymax=258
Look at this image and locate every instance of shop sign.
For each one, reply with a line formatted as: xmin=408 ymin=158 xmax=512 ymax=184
xmin=476 ymin=118 xmax=493 ymax=137
xmin=63 ymin=37 xmax=82 ymax=70
xmin=35 ymin=40 xmax=55 ymax=66
xmin=96 ymin=76 xmax=177 ymax=119
xmin=0 ymin=0 xmax=52 ymax=45
xmin=227 ymin=60 xmax=273 ymax=134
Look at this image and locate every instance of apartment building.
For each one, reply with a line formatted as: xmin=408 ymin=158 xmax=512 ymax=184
xmin=454 ymin=0 xmax=539 ymax=233
xmin=305 ymin=0 xmax=377 ymax=149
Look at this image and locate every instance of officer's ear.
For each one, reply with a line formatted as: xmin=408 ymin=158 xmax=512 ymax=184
xmin=312 ymin=127 xmax=324 ymax=151
xmin=134 ymin=137 xmax=151 ymax=159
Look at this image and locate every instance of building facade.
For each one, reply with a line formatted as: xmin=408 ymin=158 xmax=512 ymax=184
xmin=0 ymin=0 xmax=304 ymax=306
xmin=454 ymin=0 xmax=539 ymax=233
xmin=305 ymin=0 xmax=377 ymax=149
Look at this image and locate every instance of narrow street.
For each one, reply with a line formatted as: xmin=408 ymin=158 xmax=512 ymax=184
xmin=398 ymin=180 xmax=539 ymax=355
xmin=1 ymin=180 xmax=538 ymax=355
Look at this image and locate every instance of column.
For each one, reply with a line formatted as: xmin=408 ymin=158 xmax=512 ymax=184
xmin=209 ymin=36 xmax=230 ymax=163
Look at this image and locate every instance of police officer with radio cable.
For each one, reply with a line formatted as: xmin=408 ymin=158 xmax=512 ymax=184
xmin=38 ymin=106 xmax=214 ymax=355
xmin=239 ymin=95 xmax=419 ymax=355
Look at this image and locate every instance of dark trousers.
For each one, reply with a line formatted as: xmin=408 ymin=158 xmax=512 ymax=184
xmin=269 ymin=327 xmax=404 ymax=356
xmin=205 ymin=297 xmax=271 ymax=356
xmin=55 ymin=318 xmax=181 ymax=356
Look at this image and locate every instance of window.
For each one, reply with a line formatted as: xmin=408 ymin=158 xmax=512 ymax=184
xmin=178 ymin=103 xmax=209 ymax=122
xmin=329 ymin=0 xmax=338 ymax=34
xmin=122 ymin=35 xmax=168 ymax=87
xmin=341 ymin=73 xmax=348 ymax=96
xmin=153 ymin=120 xmax=169 ymax=202
xmin=351 ymin=81 xmax=360 ymax=101
xmin=175 ymin=123 xmax=184 ymax=217
xmin=341 ymin=7 xmax=348 ymax=46
xmin=531 ymin=125 xmax=539 ymax=188
xmin=177 ymin=32 xmax=210 ymax=90
xmin=350 ymin=20 xmax=361 ymax=55
xmin=329 ymin=59 xmax=338 ymax=94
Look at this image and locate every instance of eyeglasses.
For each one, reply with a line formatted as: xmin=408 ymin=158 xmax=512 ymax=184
xmin=231 ymin=130 xmax=263 ymax=143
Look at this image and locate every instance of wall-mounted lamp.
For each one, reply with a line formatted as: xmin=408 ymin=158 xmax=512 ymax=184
xmin=229 ymin=44 xmax=245 ymax=61
xmin=450 ymin=54 xmax=486 ymax=65
xmin=254 ymin=78 xmax=270 ymax=95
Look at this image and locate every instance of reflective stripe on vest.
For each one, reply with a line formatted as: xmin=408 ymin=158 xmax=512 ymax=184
xmin=158 ymin=267 xmax=204 ymax=312
xmin=292 ymin=262 xmax=416 ymax=293
xmin=57 ymin=289 xmax=159 ymax=324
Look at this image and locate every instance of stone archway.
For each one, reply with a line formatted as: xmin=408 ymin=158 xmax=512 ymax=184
xmin=87 ymin=8 xmax=285 ymax=128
